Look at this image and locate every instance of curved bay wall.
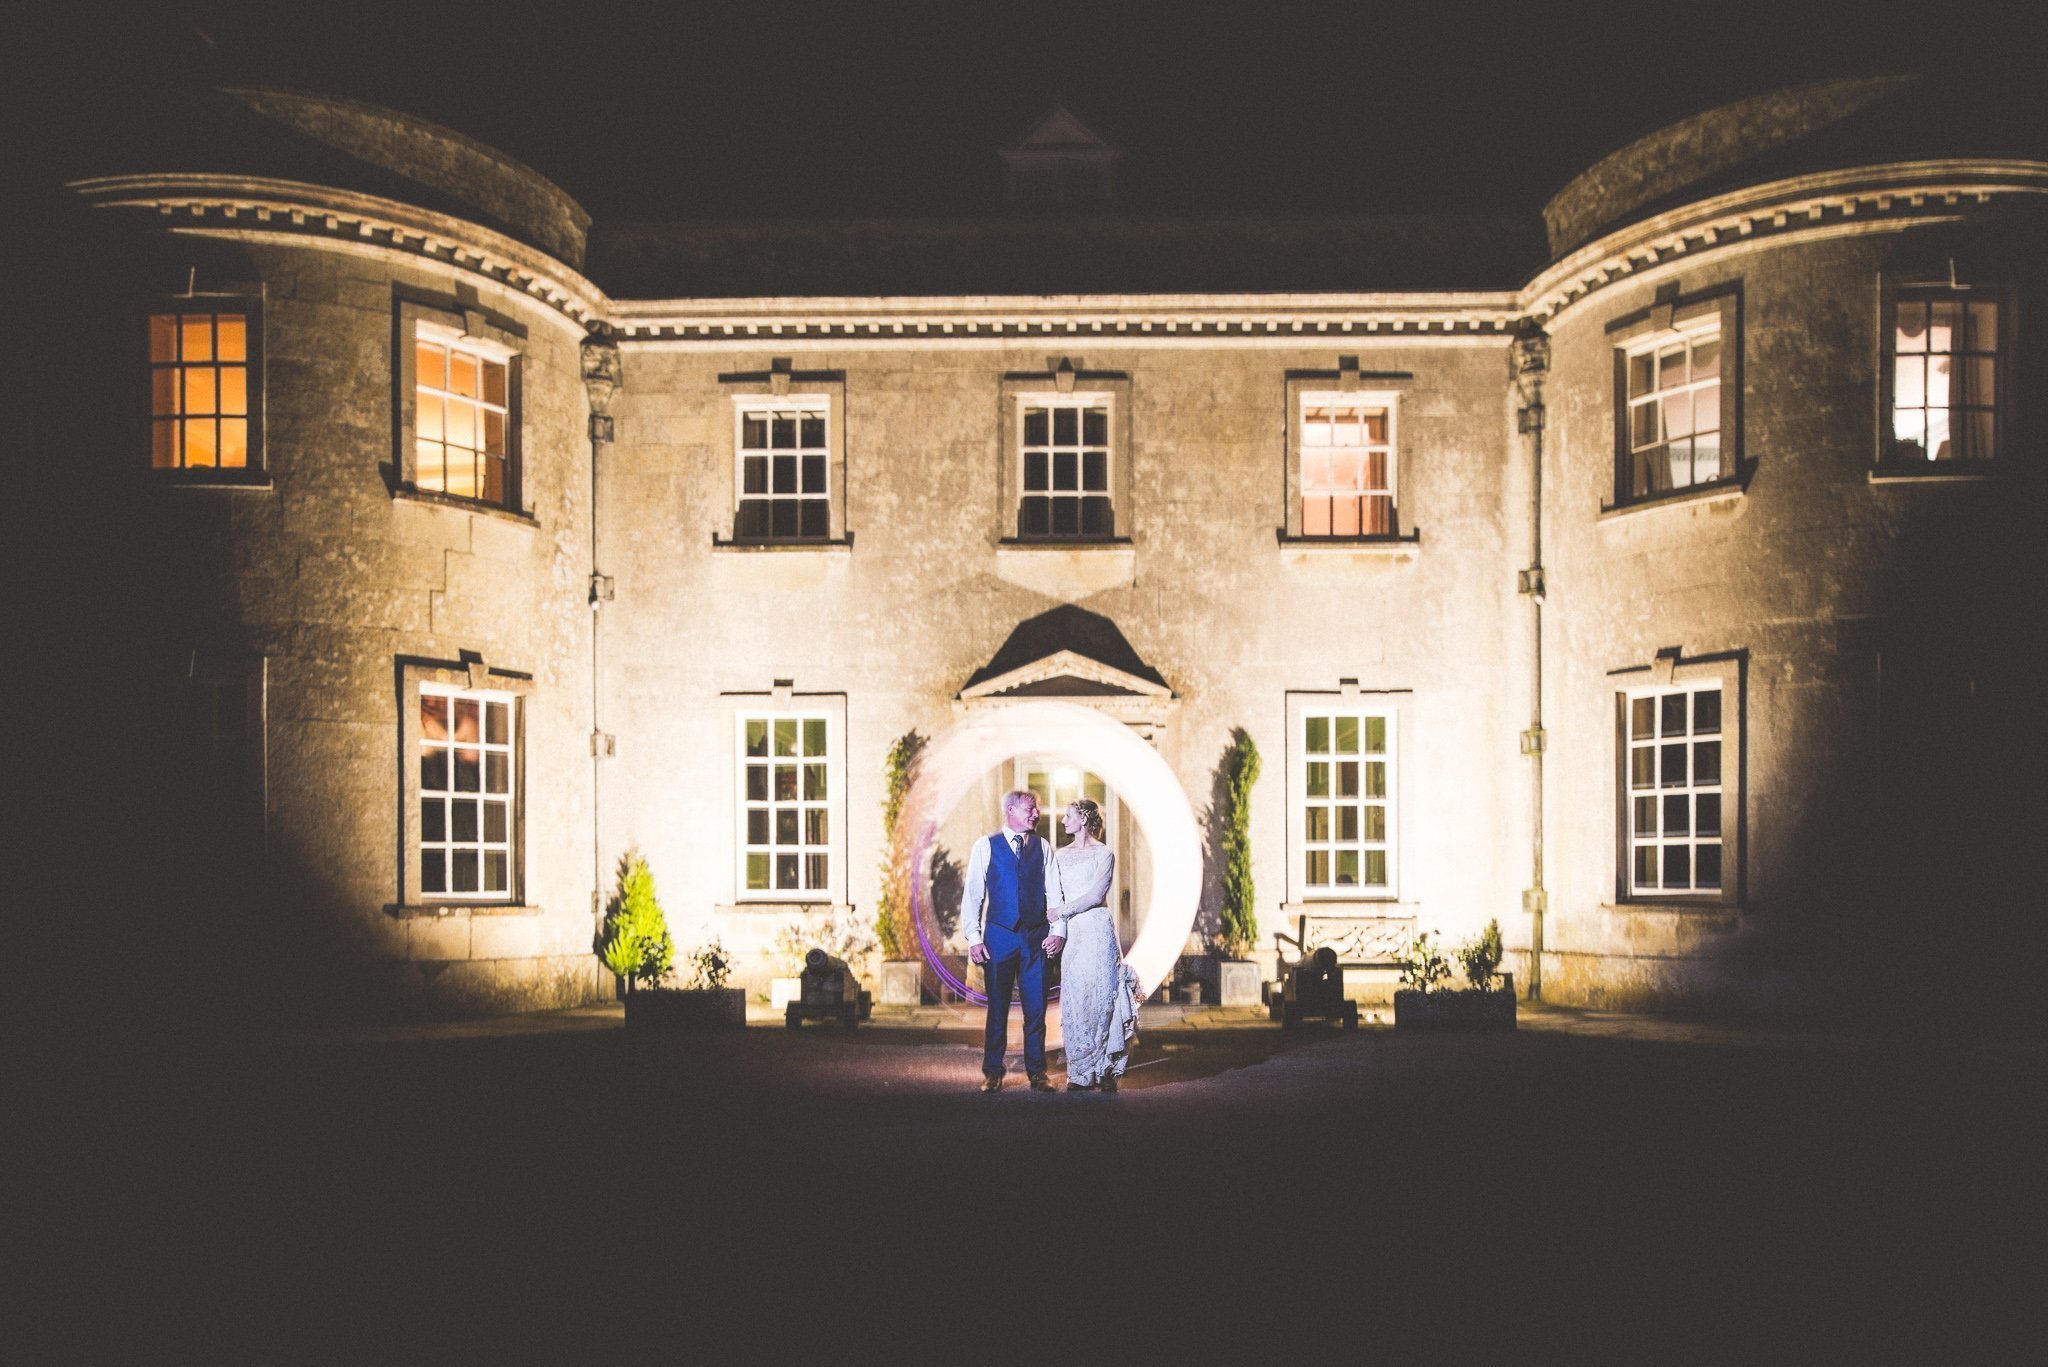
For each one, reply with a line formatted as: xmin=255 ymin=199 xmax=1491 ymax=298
xmin=49 ymin=207 xmax=602 ymax=1020
xmin=1536 ymin=197 xmax=2046 ymax=1009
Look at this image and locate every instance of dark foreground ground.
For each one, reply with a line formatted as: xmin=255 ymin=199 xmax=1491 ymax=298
xmin=11 ymin=1005 xmax=2046 ymax=1364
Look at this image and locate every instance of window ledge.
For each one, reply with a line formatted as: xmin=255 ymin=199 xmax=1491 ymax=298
xmin=997 ymin=537 xmax=1135 ymax=551
xmin=392 ymin=485 xmax=539 ymax=529
xmin=1277 ymin=529 xmax=1421 ymax=563
xmin=1602 ymin=901 xmax=1742 ymax=926
xmin=1600 ymin=472 xmax=1747 ymax=521
xmin=1868 ymin=465 xmax=1998 ymax=485
xmin=711 ymin=534 xmax=854 ymax=554
xmin=1280 ymin=899 xmax=1414 ymax=915
xmin=385 ymin=902 xmax=542 ymax=919
xmin=715 ymin=901 xmax=851 ymax=917
xmin=159 ymin=474 xmax=273 ymax=491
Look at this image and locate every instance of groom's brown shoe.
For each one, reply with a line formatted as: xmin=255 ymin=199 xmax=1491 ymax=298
xmin=1027 ymin=1073 xmax=1055 ymax=1092
xmin=980 ymin=1074 xmax=1003 ymax=1092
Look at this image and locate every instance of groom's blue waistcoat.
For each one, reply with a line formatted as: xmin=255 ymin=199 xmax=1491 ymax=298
xmin=984 ymin=833 xmax=1048 ymax=933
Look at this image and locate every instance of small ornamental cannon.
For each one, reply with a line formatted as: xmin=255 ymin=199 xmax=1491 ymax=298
xmin=1277 ymin=946 xmax=1359 ymax=1030
xmin=785 ymin=948 xmax=874 ymax=1029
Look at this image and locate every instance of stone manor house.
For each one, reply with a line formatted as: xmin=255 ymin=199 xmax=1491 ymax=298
xmin=21 ymin=75 xmax=2044 ymax=1020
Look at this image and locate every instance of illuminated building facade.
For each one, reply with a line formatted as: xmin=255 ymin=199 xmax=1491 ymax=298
xmin=28 ymin=78 xmax=2044 ymax=1018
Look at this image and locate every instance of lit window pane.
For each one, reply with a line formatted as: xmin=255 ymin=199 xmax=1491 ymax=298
xmin=450 ymin=352 xmax=477 ymax=398
xmin=220 ymin=367 xmax=247 ymax=416
xmin=1966 ymin=301 xmax=1997 ymax=353
xmin=418 ymin=341 xmax=446 ymax=390
xmin=482 ymin=359 xmax=506 ymax=407
xmin=219 ymin=419 xmax=248 ymax=468
xmin=1894 ymin=303 xmax=1926 ymax=353
xmin=152 ymin=368 xmax=178 ymax=416
xmin=181 ymin=317 xmax=212 ymax=363
xmin=216 ymin=315 xmax=247 ymax=362
xmin=184 ymin=368 xmax=216 ymax=416
xmin=150 ymin=314 xmax=177 ymax=363
xmin=184 ymin=419 xmax=217 ymax=467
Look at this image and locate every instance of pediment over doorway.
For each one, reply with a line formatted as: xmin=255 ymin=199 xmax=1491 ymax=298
xmin=957 ymin=606 xmax=1176 ymax=736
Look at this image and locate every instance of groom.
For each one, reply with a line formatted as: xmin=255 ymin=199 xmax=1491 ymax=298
xmin=962 ymin=789 xmax=1065 ymax=1092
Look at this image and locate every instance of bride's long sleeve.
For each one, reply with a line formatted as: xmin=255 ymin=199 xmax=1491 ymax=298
xmin=1047 ymin=849 xmax=1114 ymax=923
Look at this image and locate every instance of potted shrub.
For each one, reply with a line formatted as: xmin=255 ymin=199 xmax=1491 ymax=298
xmin=874 ymin=731 xmax=926 ymax=1006
xmin=597 ymin=851 xmax=674 ymax=998
xmin=1214 ymin=728 xmax=1265 ymax=1008
xmin=600 ymin=853 xmax=744 ymax=1029
xmin=1393 ymin=921 xmax=1516 ymax=1030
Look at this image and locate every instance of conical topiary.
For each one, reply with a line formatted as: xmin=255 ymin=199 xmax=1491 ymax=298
xmin=598 ymin=851 xmax=674 ymax=992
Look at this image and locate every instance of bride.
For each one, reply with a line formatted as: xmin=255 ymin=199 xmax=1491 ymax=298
xmin=1047 ymin=798 xmax=1140 ymax=1092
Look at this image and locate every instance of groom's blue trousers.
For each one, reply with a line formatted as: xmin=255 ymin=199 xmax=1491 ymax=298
xmin=981 ymin=920 xmax=1049 ymax=1078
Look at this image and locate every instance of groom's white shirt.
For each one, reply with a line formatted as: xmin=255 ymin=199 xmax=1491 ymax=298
xmin=959 ymin=829 xmax=1046 ymax=951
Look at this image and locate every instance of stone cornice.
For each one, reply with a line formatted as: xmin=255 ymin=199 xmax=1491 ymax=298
xmin=71 ymin=161 xmax=2048 ymax=344
xmin=608 ymin=293 xmax=1522 ymax=345
xmin=68 ymin=174 xmax=607 ymax=330
xmin=1522 ymin=160 xmax=2048 ymax=327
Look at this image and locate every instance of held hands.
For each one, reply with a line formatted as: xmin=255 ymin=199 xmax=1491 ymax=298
xmin=1044 ymin=936 xmax=1065 ymax=956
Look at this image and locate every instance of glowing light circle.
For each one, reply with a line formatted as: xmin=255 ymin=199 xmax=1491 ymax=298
xmin=902 ymin=700 xmax=1199 ymax=1004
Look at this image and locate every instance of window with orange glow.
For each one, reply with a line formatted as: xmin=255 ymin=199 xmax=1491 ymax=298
xmin=150 ymin=310 xmax=253 ymax=473
xmin=415 ymin=334 xmax=512 ymax=505
xmin=1300 ymin=395 xmax=1397 ymax=536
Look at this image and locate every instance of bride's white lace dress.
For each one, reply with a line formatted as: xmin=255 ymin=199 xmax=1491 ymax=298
xmin=1048 ymin=843 xmax=1137 ymax=1087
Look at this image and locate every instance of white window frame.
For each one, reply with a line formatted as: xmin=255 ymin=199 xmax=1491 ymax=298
xmin=1016 ymin=392 xmax=1117 ymax=538
xmin=1621 ymin=681 xmax=1727 ymax=900
xmin=1883 ymin=285 xmax=2006 ymax=467
xmin=731 ymin=394 xmax=832 ymax=540
xmin=1298 ymin=389 xmax=1400 ymax=537
xmin=417 ymin=682 xmax=519 ymax=903
xmin=414 ymin=321 xmax=516 ymax=506
xmin=1621 ymin=317 xmax=1725 ymax=500
xmin=1288 ymin=699 xmax=1399 ymax=902
xmin=735 ymin=711 xmax=837 ymax=903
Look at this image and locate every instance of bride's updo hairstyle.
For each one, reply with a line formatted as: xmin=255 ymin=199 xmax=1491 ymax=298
xmin=1069 ymin=798 xmax=1106 ymax=842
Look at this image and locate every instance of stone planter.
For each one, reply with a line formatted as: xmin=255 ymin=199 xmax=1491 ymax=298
xmin=1393 ymin=986 xmax=1516 ymax=1031
xmin=624 ymin=987 xmax=747 ymax=1029
xmin=1217 ymin=959 xmax=1264 ymax=1008
xmin=878 ymin=959 xmax=923 ymax=1007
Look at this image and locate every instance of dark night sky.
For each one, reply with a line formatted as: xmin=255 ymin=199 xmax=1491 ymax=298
xmin=16 ymin=0 xmax=2048 ymax=222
